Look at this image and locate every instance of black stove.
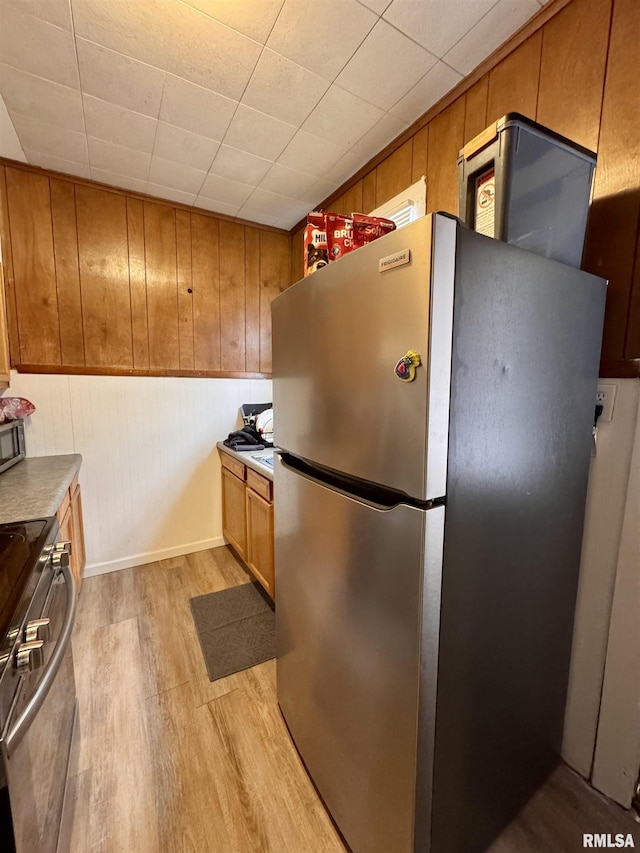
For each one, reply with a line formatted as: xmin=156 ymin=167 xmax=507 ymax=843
xmin=0 ymin=516 xmax=78 ymax=853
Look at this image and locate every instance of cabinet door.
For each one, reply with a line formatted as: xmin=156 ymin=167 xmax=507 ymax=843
xmin=246 ymin=487 xmax=274 ymax=599
xmin=71 ymin=484 xmax=86 ymax=592
xmin=221 ymin=467 xmax=246 ymax=559
xmin=57 ymin=503 xmax=74 ymax=585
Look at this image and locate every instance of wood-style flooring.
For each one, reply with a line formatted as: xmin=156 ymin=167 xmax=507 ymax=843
xmin=70 ymin=546 xmax=639 ymax=852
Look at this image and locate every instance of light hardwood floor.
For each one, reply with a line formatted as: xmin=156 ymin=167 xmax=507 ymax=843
xmin=70 ymin=547 xmax=639 ymax=853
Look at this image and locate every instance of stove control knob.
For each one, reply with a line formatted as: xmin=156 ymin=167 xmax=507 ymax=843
xmin=25 ymin=618 xmax=50 ymax=643
xmin=52 ymin=541 xmax=71 ymax=570
xmin=15 ymin=640 xmax=45 ymax=674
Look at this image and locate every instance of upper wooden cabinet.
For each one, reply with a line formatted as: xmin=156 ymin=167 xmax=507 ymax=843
xmin=0 ymin=162 xmax=292 ymax=378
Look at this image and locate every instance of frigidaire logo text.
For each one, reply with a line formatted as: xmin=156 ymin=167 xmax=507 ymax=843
xmin=583 ymin=834 xmax=635 ymax=848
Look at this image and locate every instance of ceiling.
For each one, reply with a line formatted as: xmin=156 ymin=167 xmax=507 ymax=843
xmin=0 ymin=0 xmax=546 ymax=230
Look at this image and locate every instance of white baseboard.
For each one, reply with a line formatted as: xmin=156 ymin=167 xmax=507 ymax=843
xmin=84 ymin=536 xmax=226 ymax=577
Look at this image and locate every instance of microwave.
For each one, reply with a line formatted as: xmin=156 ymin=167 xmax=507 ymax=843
xmin=0 ymin=419 xmax=25 ymax=474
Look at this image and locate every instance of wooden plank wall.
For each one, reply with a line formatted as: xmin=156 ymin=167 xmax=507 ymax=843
xmin=0 ymin=164 xmax=291 ymax=377
xmin=292 ymin=0 xmax=639 ymax=376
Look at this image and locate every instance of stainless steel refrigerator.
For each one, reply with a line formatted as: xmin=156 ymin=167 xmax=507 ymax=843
xmin=271 ymin=213 xmax=606 ymax=853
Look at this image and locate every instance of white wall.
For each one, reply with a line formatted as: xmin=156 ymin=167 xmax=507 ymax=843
xmin=7 ymin=371 xmax=272 ymax=575
xmin=562 ymin=378 xmax=640 ymax=799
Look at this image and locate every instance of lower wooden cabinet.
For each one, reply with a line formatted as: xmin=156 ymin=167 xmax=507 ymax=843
xmin=245 ymin=487 xmax=274 ymax=598
xmin=220 ymin=451 xmax=274 ymax=599
xmin=221 ymin=466 xmax=247 ymax=559
xmin=57 ymin=473 xmax=86 ymax=594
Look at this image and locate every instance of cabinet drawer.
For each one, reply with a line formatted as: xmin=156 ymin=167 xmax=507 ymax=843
xmin=220 ymin=452 xmax=245 ymax=481
xmin=246 ymin=467 xmax=272 ymax=502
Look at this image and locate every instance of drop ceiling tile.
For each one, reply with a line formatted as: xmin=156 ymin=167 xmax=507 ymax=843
xmin=335 ymin=19 xmax=437 ymax=111
xmin=351 ymin=111 xmax=408 ymax=157
xmin=301 ymin=84 xmax=384 ymax=148
xmin=24 ymin=151 xmax=90 ymax=179
xmin=193 ymin=196 xmax=241 ymax=217
xmin=146 ymin=182 xmax=197 ymax=206
xmin=236 ymin=207 xmax=282 ymax=228
xmin=444 ymin=0 xmax=540 ymax=76
xmin=11 ymin=113 xmax=88 ymax=163
xmin=179 ymin=0 xmax=285 ymax=43
xmin=267 ymin=0 xmax=377 ymax=80
xmin=153 ymin=123 xmax=219 ymax=171
xmin=76 ymin=39 xmax=165 ymax=118
xmin=210 ymin=145 xmax=272 ymax=185
xmin=72 ymin=0 xmax=174 ymax=70
xmin=83 ymin=95 xmax=158 ymax=153
xmin=0 ymin=6 xmax=79 ymax=88
xmin=260 ymin=164 xmax=316 ymax=201
xmin=277 ymin=130 xmax=347 ymax=178
xmin=0 ymin=66 xmax=84 ymax=132
xmin=324 ymin=148 xmax=370 ymax=184
xmin=241 ymin=49 xmax=330 ymax=127
xmin=223 ymin=104 xmax=296 ymax=161
xmin=88 ymin=137 xmax=152 ymax=181
xmin=0 ymin=97 xmax=26 ymax=161
xmin=159 ymin=74 xmax=235 ymax=142
xmin=1 ymin=0 xmax=72 ymax=30
xmin=390 ymin=61 xmax=462 ymax=123
xmin=239 ymin=188 xmax=310 ymax=225
xmin=383 ymin=0 xmax=496 ymax=58
xmin=199 ymin=173 xmax=255 ymax=207
xmin=90 ymin=167 xmax=147 ymax=193
xmin=167 ymin=3 xmax=262 ymax=100
xmin=357 ymin=0 xmax=392 ymax=13
xmin=307 ymin=176 xmax=339 ymax=204
xmin=148 ymin=156 xmax=207 ymax=194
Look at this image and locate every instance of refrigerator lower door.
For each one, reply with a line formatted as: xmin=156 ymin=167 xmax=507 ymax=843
xmin=275 ymin=456 xmax=436 ymax=853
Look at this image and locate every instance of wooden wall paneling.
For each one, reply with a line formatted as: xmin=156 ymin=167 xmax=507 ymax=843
xmin=340 ymin=181 xmax=364 ymax=215
xmin=75 ymin=185 xmax=133 ymax=368
xmin=127 ymin=198 xmax=149 ymax=369
xmin=426 ymin=97 xmax=466 ymax=215
xmin=463 ymin=76 xmax=489 ymax=143
xmin=583 ymin=0 xmax=640 ymax=362
xmin=0 ymin=166 xmax=21 ymax=364
xmin=536 ymin=0 xmax=612 ymax=151
xmin=259 ymin=231 xmax=289 ymax=374
xmin=175 ymin=209 xmax=194 ymax=371
xmin=625 ymin=226 xmax=640 ymax=360
xmin=219 ymin=220 xmax=246 ymax=372
xmin=143 ymin=202 xmax=179 ymax=370
xmin=362 ymin=171 xmax=376 ymax=213
xmin=486 ymin=32 xmax=543 ymax=124
xmin=290 ymin=227 xmax=304 ymax=286
xmin=411 ymin=127 xmax=429 ymax=184
xmin=375 ymin=139 xmax=412 ymax=207
xmin=50 ymin=179 xmax=84 ymax=366
xmin=245 ymin=227 xmax=261 ymax=371
xmin=191 ymin=213 xmax=220 ymax=371
xmin=5 ymin=169 xmax=61 ymax=365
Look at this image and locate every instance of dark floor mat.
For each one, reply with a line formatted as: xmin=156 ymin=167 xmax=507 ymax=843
xmin=190 ymin=582 xmax=275 ymax=681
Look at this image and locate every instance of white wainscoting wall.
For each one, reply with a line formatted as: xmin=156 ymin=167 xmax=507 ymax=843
xmin=7 ymin=371 xmax=272 ymax=576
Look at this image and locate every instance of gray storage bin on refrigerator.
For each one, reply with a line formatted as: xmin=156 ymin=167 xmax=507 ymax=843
xmin=458 ymin=113 xmax=596 ymax=267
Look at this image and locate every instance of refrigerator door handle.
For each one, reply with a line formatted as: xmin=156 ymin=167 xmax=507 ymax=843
xmin=279 ymin=452 xmax=442 ymax=511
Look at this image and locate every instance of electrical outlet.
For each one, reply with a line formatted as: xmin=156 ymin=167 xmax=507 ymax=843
xmin=596 ymin=383 xmax=617 ymax=422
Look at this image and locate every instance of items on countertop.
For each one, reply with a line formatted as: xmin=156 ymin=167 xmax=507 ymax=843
xmin=0 ymin=397 xmax=35 ymax=423
xmin=224 ymin=424 xmax=273 ymax=452
xmin=304 ymin=210 xmax=395 ymax=276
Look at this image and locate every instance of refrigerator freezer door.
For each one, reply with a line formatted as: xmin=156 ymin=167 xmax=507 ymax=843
xmin=275 ymin=455 xmax=436 ymax=853
xmin=272 ymin=214 xmax=456 ymax=501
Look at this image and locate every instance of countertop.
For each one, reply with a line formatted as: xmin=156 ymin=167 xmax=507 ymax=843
xmin=0 ymin=454 xmax=83 ymax=524
xmin=216 ymin=442 xmax=275 ymax=481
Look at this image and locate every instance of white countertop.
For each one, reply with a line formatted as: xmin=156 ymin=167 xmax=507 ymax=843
xmin=216 ymin=442 xmax=276 ymax=481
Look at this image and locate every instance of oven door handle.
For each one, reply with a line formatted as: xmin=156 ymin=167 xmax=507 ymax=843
xmin=4 ymin=563 xmax=76 ymax=757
